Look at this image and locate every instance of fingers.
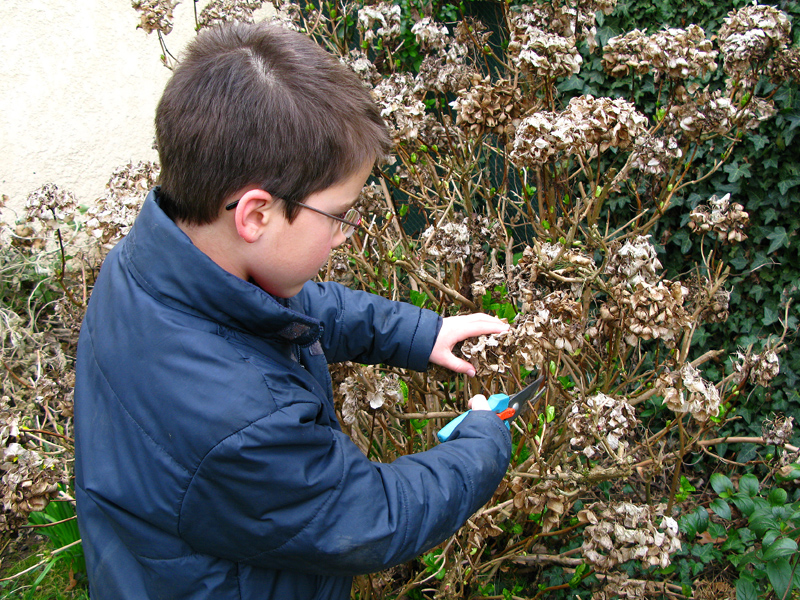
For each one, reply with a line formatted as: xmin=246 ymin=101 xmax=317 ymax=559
xmin=468 ymin=394 xmax=490 ymax=411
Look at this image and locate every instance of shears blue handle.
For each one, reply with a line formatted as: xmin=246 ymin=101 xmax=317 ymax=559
xmin=437 ymin=393 xmax=511 ymax=443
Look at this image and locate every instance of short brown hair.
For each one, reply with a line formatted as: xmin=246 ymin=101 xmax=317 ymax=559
xmin=155 ymin=23 xmax=391 ymax=224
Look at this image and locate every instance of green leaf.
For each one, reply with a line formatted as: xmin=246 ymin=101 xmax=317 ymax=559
xmin=711 ymin=473 xmax=734 ymax=495
xmin=732 ymin=495 xmax=756 ymax=517
xmin=768 ymin=488 xmax=788 ymax=507
xmin=766 ymin=557 xmax=794 ymax=599
xmin=777 ymin=177 xmax=800 ymax=196
xmin=766 ymin=226 xmax=790 ymax=254
xmin=724 ymin=161 xmax=752 ymax=182
xmin=736 ymin=576 xmax=758 ymax=600
xmin=762 ymin=538 xmax=798 ymax=562
xmin=739 ymin=474 xmax=760 ymax=497
xmin=710 ymin=498 xmax=732 ymax=520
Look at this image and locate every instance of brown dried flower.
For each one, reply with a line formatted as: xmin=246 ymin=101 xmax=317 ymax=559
xmin=718 ymin=4 xmax=792 ymax=79
xmin=508 ymin=7 xmax=582 ymax=79
xmin=762 ymin=414 xmax=794 ymax=446
xmin=579 ymin=502 xmax=681 ymax=572
xmin=567 ymin=393 xmax=638 ymax=460
xmin=337 ymin=366 xmax=402 ymax=425
xmin=25 ymin=183 xmax=78 ymax=224
xmin=357 ymin=2 xmax=401 ymax=45
xmin=658 ymin=363 xmax=721 ymax=422
xmin=603 ymin=25 xmax=717 ymax=80
xmin=198 ymin=0 xmax=265 ymax=29
xmin=84 ymin=161 xmax=160 ymax=247
xmin=733 ymin=346 xmax=781 ymax=387
xmin=131 ymin=0 xmax=176 ymax=35
xmin=688 ymin=193 xmax=749 ymax=243
xmin=450 ymin=76 xmax=523 ymax=138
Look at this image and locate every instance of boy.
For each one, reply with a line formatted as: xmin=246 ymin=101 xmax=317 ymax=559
xmin=74 ymin=22 xmax=511 ymax=600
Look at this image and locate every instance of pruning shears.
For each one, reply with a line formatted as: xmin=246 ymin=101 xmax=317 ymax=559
xmin=437 ymin=375 xmax=546 ymax=443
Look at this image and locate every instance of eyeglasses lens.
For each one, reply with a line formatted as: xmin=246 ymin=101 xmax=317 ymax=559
xmin=341 ymin=208 xmax=361 ymax=238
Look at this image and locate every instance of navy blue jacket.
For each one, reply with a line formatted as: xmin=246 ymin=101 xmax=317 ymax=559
xmin=74 ymin=189 xmax=512 ymax=599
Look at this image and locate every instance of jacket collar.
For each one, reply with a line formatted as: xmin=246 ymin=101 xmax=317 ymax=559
xmin=121 ymin=188 xmax=322 ymax=346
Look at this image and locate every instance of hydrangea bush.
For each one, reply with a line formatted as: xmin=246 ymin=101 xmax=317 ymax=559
xmin=3 ymin=0 xmax=799 ymax=597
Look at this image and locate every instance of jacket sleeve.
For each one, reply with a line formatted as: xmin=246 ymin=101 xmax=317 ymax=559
xmin=298 ymin=281 xmax=442 ymax=371
xmin=177 ymin=381 xmax=511 ymax=576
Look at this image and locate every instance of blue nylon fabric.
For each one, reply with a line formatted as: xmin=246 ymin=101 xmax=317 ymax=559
xmin=74 ymin=189 xmax=512 ymax=599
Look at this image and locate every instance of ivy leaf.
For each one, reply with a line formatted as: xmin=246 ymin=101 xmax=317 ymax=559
xmin=766 ymin=226 xmax=790 ymax=254
xmin=750 ymin=134 xmax=769 ymax=151
xmin=778 ymin=177 xmax=800 ymax=196
xmin=724 ymin=162 xmax=752 ymax=182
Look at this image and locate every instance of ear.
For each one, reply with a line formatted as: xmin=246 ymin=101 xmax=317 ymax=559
xmin=231 ymin=189 xmax=279 ymax=243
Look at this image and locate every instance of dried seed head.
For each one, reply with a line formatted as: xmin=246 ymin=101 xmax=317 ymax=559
xmin=762 ymin=414 xmax=794 ymax=446
xmin=658 ymin=364 xmax=721 ymax=421
xmin=357 ymin=2 xmax=402 ymax=45
xmin=131 ymin=0 xmax=177 ymax=35
xmin=371 ymin=73 xmax=428 ymax=143
xmin=688 ymin=193 xmax=749 ymax=243
xmin=511 ymin=96 xmax=647 ymax=166
xmin=567 ymin=393 xmax=638 ymax=460
xmin=197 ymin=0 xmax=264 ymax=29
xmin=733 ymin=345 xmax=781 ymax=388
xmin=421 ymin=219 xmax=471 ymax=263
xmin=450 ymin=76 xmax=523 ymax=138
xmin=580 ymin=502 xmax=681 ymax=572
xmin=85 ymin=161 xmax=160 ymax=248
xmin=508 ymin=7 xmax=582 ymax=79
xmin=603 ymin=25 xmax=717 ymax=80
xmin=718 ymin=4 xmax=792 ymax=79
xmin=24 ymin=183 xmax=78 ymax=224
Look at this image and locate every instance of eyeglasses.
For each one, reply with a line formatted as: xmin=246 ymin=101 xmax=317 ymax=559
xmin=225 ymin=198 xmax=362 ymax=238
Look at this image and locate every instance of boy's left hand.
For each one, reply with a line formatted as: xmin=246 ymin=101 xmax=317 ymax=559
xmin=429 ymin=314 xmax=509 ymax=377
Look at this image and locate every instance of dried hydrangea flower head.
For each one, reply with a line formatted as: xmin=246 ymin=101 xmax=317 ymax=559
xmin=658 ymin=363 xmax=721 ymax=422
xmin=511 ymin=96 xmax=647 ymax=165
xmin=411 ymin=16 xmax=450 ymax=50
xmin=1 ymin=400 xmax=63 ymax=533
xmin=507 ymin=6 xmax=582 ymax=79
xmin=131 ymin=0 xmax=177 ymax=35
xmin=686 ymin=274 xmax=731 ymax=324
xmin=337 ymin=366 xmax=402 ymax=425
xmin=629 ymin=132 xmax=682 ymax=175
xmin=357 ymin=2 xmax=402 ymax=45
xmin=371 ymin=73 xmax=427 ymax=143
xmin=84 ymin=161 xmax=160 ymax=248
xmin=510 ymin=473 xmax=577 ymax=532
xmin=567 ymin=392 xmax=638 ymax=460
xmin=688 ymin=193 xmax=749 ymax=243
xmin=450 ymin=76 xmax=523 ymax=138
xmin=605 ymin=235 xmax=662 ymax=287
xmin=718 ymin=4 xmax=793 ymax=79
xmin=762 ymin=414 xmax=794 ymax=446
xmin=421 ymin=219 xmax=471 ymax=263
xmin=579 ymin=502 xmax=681 ymax=572
xmin=733 ymin=345 xmax=781 ymax=387
xmin=512 ymin=241 xmax=596 ymax=291
xmin=603 ymin=25 xmax=717 ymax=80
xmin=198 ymin=0 xmax=265 ymax=29
xmin=24 ymin=183 xmax=78 ymax=225
xmin=461 ymin=290 xmax=583 ymax=374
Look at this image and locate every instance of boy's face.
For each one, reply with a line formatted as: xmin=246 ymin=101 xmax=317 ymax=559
xmin=248 ymin=161 xmax=373 ymax=298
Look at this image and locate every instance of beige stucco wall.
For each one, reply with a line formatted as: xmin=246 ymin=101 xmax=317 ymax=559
xmin=0 ymin=1 xmax=272 ymax=219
